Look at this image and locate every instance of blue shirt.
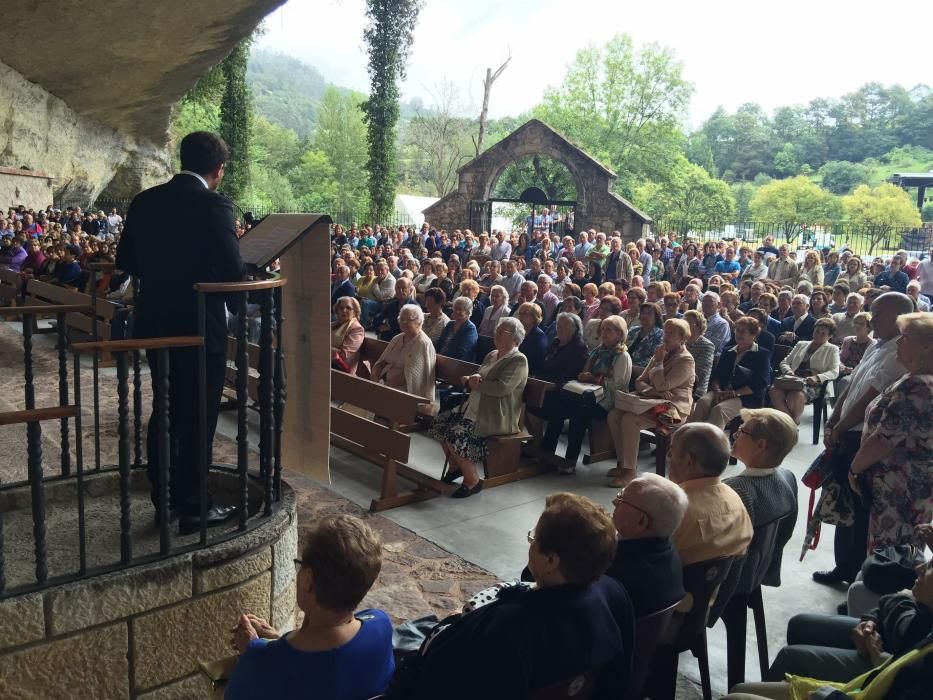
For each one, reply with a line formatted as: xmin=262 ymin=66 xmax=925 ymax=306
xmin=225 ymin=609 xmax=395 ymax=700
xmin=714 ymin=260 xmax=741 ymax=276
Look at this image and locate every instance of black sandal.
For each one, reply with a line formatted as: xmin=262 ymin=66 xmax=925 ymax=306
xmin=450 ymin=480 xmax=484 ymax=498
xmin=441 ymin=469 xmax=463 ymax=484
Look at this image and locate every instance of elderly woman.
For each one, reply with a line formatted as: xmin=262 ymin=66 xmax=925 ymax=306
xmin=581 ymin=282 xmax=601 ymax=321
xmin=831 ymin=292 xmax=864 ymax=343
xmin=478 ymin=284 xmax=510 ymax=336
xmin=742 ymin=250 xmax=769 ymax=282
xmin=848 ymin=312 xmax=933 ymax=551
xmin=622 ymin=287 xmax=647 ymax=328
xmin=540 ymin=316 xmax=632 ymax=474
xmin=422 ymin=288 xmax=450 ymax=343
xmin=626 ymin=302 xmax=664 ymax=376
xmin=583 ymin=295 xmax=624 ymax=351
xmin=720 ymin=289 xmax=744 ymax=324
xmin=435 ymin=296 xmax=478 ymax=362
xmin=674 ymin=243 xmax=702 ymax=289
xmin=798 ymin=250 xmax=825 ymax=287
xmin=823 ymin=251 xmax=842 ymax=287
xmin=683 ymin=309 xmax=715 ymax=400
xmin=835 ymin=310 xmax=872 ymax=398
xmin=607 ymin=318 xmax=695 ymax=488
xmin=455 ymin=278 xmax=486 ymax=327
xmin=331 ymin=297 xmax=365 ymax=375
xmin=516 ymin=302 xmax=548 ymax=376
xmin=808 ymin=289 xmax=831 ymax=319
xmin=431 ymin=317 xmax=529 ymax=498
xmin=226 ymin=515 xmax=393 ymax=699
xmin=370 ymin=305 xmax=436 ymax=406
xmin=688 ymin=316 xmax=771 ymax=429
xmin=428 ymin=261 xmax=455 ymax=302
xmin=770 ymin=317 xmax=840 ymax=424
xmin=413 ymin=259 xmax=436 ymax=300
xmin=837 ymin=256 xmax=868 ymax=293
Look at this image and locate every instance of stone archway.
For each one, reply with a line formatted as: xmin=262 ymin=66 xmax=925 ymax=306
xmin=423 ymin=119 xmax=651 ymax=240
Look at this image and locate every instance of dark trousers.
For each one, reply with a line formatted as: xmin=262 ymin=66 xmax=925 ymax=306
xmin=832 ymin=431 xmax=870 ymax=581
xmin=541 ymin=394 xmax=607 ymax=464
xmin=766 ymin=613 xmax=871 ymax=682
xmin=146 ymin=348 xmax=226 ymax=515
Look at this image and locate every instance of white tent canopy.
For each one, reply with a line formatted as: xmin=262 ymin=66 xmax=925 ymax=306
xmin=394 ymin=194 xmax=438 ymax=227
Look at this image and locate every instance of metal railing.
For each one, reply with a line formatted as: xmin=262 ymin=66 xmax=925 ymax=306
xmin=0 ymin=277 xmax=287 ymax=598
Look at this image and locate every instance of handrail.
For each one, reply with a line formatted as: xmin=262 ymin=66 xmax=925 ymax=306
xmin=71 ymin=336 xmax=204 ymax=353
xmin=0 ymin=304 xmax=95 ymax=317
xmin=0 ymin=406 xmax=80 ymax=426
xmin=193 ymin=278 xmax=287 ymax=293
xmin=87 ymin=261 xmax=117 ymax=271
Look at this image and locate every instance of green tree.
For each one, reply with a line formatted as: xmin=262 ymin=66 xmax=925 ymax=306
xmin=219 ymin=39 xmax=252 ymax=204
xmin=843 ymin=183 xmax=922 ymax=251
xmin=818 ymin=160 xmax=868 ymax=194
xmin=749 ymin=176 xmax=841 ymax=241
xmin=314 ymin=87 xmax=369 ymax=213
xmin=533 ymin=34 xmax=693 ymax=198
xmin=922 ymin=203 xmax=933 ymax=223
xmin=288 ymin=150 xmax=339 ymax=212
xmin=732 ymin=182 xmax=756 ymax=220
xmin=634 ymin=155 xmax=735 ymax=230
xmin=772 ymin=143 xmax=798 ymax=177
xmin=406 ymin=80 xmax=473 ymax=197
xmin=493 ymin=155 xmax=577 ymax=201
xmin=361 ymin=0 xmax=423 ymax=221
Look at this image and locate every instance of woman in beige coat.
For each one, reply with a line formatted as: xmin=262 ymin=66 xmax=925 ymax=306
xmin=371 ymin=305 xmax=436 ymax=404
xmin=769 ymin=317 xmax=840 ymax=424
xmin=607 ymin=318 xmax=695 ymax=488
xmin=430 ymin=317 xmax=529 ymax=498
xmin=331 ymin=297 xmax=365 ymax=375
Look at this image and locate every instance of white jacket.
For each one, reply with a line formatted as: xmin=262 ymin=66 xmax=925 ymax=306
xmin=780 ymin=341 xmax=840 ymax=396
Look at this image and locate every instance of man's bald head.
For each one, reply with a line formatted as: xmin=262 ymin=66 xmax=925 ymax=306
xmin=870 ymin=292 xmax=914 ymax=340
xmin=670 ymin=423 xmax=730 ymax=483
xmin=623 ymin=474 xmax=688 ymax=537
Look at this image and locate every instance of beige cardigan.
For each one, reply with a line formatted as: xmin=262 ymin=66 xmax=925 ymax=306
xmin=469 ymin=350 xmax=528 ymax=437
xmin=780 ymin=340 xmax=840 ymax=396
xmin=377 ymin=331 xmax=436 ymax=401
xmin=634 ymin=345 xmax=696 ymax=418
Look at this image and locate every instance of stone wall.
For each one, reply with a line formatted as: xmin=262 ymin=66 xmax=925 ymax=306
xmin=0 ymin=167 xmax=54 ymax=211
xmin=0 ymin=61 xmax=172 ymax=206
xmin=0 ymin=485 xmax=297 ymax=699
xmin=423 ymin=119 xmax=651 ymax=242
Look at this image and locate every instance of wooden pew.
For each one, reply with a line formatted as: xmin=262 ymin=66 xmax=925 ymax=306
xmin=23 ymin=278 xmax=117 ymax=342
xmin=0 ymin=268 xmax=23 ymax=307
xmin=329 ymin=369 xmax=450 ymax=511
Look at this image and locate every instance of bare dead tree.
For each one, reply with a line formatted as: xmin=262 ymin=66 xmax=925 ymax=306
xmin=408 ymin=80 xmax=473 ymax=197
xmin=473 ymin=52 xmax=511 ymax=157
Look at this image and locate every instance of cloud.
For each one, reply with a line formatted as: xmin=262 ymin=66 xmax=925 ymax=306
xmin=258 ymin=0 xmax=929 ymax=127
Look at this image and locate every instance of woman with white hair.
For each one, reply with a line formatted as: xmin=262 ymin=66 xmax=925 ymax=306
xmin=798 ymin=250 xmax=825 ymax=287
xmin=435 ymin=296 xmax=478 ymax=362
xmin=431 ymin=317 xmax=529 ymax=498
xmin=371 ymin=305 xmax=436 ymax=405
xmin=478 ymin=284 xmax=510 ymax=336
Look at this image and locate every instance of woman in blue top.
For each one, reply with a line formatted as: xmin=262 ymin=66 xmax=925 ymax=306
xmin=226 ymin=515 xmax=394 ymax=700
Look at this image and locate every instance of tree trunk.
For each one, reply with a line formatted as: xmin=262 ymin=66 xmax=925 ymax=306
xmin=475 ymin=55 xmax=511 ymax=157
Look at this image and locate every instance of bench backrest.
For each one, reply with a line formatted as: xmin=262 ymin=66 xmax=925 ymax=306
xmin=330 ymin=406 xmax=410 ymax=463
xmin=24 ymin=278 xmax=116 ymax=337
xmin=0 ymin=268 xmax=21 ymax=305
xmin=331 ymin=369 xmax=424 ymax=426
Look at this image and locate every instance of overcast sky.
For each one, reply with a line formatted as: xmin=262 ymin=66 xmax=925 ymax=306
xmin=258 ymin=0 xmax=929 ymax=128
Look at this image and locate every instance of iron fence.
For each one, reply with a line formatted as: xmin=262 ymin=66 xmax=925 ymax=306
xmin=651 ymin=220 xmax=933 ymax=259
xmin=0 ymin=273 xmax=286 ymax=598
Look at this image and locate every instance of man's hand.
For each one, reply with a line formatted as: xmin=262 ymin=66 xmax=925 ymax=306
xmin=467 ymin=374 xmax=482 ymax=391
xmin=230 ymin=614 xmax=259 ymax=654
xmin=851 ymin=620 xmax=875 ymax=657
xmin=244 ymin=614 xmax=279 ymax=641
xmin=578 ymin=371 xmax=594 ymax=383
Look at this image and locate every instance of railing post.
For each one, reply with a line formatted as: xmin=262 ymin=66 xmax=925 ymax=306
xmin=272 ymin=285 xmax=285 ymax=502
xmin=90 ymin=267 xmax=101 ymax=471
xmin=236 ymin=292 xmax=249 ymax=530
xmin=259 ymin=288 xmax=274 ymax=517
xmin=26 ymin=416 xmax=48 ymax=584
xmin=196 ymin=291 xmax=208 ymax=544
xmin=157 ymin=348 xmax=172 ymax=555
xmin=116 ymin=351 xmax=132 ymax=564
xmin=73 ymin=351 xmax=87 ymax=576
xmin=22 ymin=311 xmax=35 ymax=410
xmin=133 ymin=350 xmax=143 ymax=468
xmin=57 ymin=312 xmax=71 ymax=476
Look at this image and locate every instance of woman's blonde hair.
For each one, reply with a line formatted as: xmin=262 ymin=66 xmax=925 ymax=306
xmin=599 ymin=315 xmax=629 ymax=350
xmin=896 ymin=312 xmax=933 ymax=342
xmin=664 ymin=318 xmax=690 ymax=340
xmin=332 ymin=296 xmax=361 ymax=318
xmin=518 ymin=301 xmax=543 ymax=325
xmin=739 ymin=408 xmax=799 ymax=466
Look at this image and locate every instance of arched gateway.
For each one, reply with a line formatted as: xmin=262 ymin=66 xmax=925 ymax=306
xmin=423 ymin=119 xmax=652 ymax=240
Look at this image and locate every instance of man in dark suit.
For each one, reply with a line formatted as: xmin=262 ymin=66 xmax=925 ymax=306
xmin=778 ymin=294 xmax=816 ymax=344
xmin=116 ymin=131 xmax=244 ymax=533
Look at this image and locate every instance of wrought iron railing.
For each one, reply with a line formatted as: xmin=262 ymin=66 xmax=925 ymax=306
xmin=0 ymin=277 xmax=287 ymax=598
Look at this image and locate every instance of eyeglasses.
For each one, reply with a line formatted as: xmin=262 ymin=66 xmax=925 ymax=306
xmin=612 ymin=493 xmax=650 ymax=519
xmin=527 ymin=528 xmax=536 ymax=544
xmin=735 ymin=427 xmax=760 ymax=440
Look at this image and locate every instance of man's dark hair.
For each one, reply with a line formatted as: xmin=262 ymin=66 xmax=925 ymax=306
xmin=179 ymin=131 xmax=229 ymax=175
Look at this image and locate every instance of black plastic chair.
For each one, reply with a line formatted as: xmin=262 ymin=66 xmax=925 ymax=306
xmin=645 ymin=556 xmax=735 ymax=700
xmin=623 ymin=600 xmax=682 ymax=700
xmin=811 ymin=380 xmax=829 ymax=445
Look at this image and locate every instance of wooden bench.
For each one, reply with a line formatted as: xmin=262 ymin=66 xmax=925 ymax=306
xmin=582 ymin=414 xmax=673 ymax=476
xmin=329 ymin=369 xmax=450 ymax=511
xmin=23 ymin=278 xmax=117 ymax=342
xmin=0 ymin=268 xmax=23 ymax=307
xmin=222 ymin=336 xmax=262 ymax=406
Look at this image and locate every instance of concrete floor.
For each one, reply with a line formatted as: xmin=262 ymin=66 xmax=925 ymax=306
xmin=295 ymin=412 xmax=849 ymax=698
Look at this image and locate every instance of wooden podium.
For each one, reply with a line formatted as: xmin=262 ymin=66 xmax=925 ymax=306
xmin=238 ymin=214 xmax=332 ymax=481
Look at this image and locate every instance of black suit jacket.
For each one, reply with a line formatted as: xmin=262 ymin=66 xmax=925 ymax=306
xmin=116 ymin=174 xmax=244 ymax=353
xmin=714 ymin=345 xmax=772 ymax=407
xmin=605 ymin=537 xmax=685 ymax=617
xmin=780 ymin=314 xmax=816 ymax=341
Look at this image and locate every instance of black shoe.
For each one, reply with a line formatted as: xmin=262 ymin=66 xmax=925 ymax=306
xmin=450 ymin=480 xmax=484 ymax=499
xmin=441 ymin=469 xmax=463 ymax=484
xmin=179 ymin=505 xmax=236 ymax=535
xmin=837 ymin=602 xmax=848 ymax=615
xmin=812 ymin=569 xmax=846 ymax=586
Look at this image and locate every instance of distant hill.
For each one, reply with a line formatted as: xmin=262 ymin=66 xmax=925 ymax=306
xmin=247 ymin=49 xmax=429 ymax=139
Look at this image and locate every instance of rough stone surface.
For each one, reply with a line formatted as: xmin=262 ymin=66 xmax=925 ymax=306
xmin=271 ymin=516 xmax=298 ymax=598
xmin=135 ymin=673 xmax=215 ymax=700
xmin=5 ymin=0 xmax=285 ymax=143
xmin=271 ymin=577 xmax=297 ymax=632
xmin=423 ymin=119 xmax=652 ymax=241
xmin=195 ymin=546 xmax=272 ymax=594
xmin=48 ymin=556 xmax=192 ymax=636
xmin=0 ymin=592 xmax=45 ymax=651
xmin=132 ymin=572 xmax=271 ymax=691
xmin=0 ymin=167 xmax=54 ymax=210
xmin=0 ymin=622 xmax=128 ymax=699
xmin=0 ymin=61 xmax=171 ymax=205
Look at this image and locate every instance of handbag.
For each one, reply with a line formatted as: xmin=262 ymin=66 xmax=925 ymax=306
xmin=332 ymin=350 xmax=351 ymax=372
xmin=774 ymin=375 xmax=806 ymax=391
xmin=561 ymin=380 xmax=604 ymax=410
